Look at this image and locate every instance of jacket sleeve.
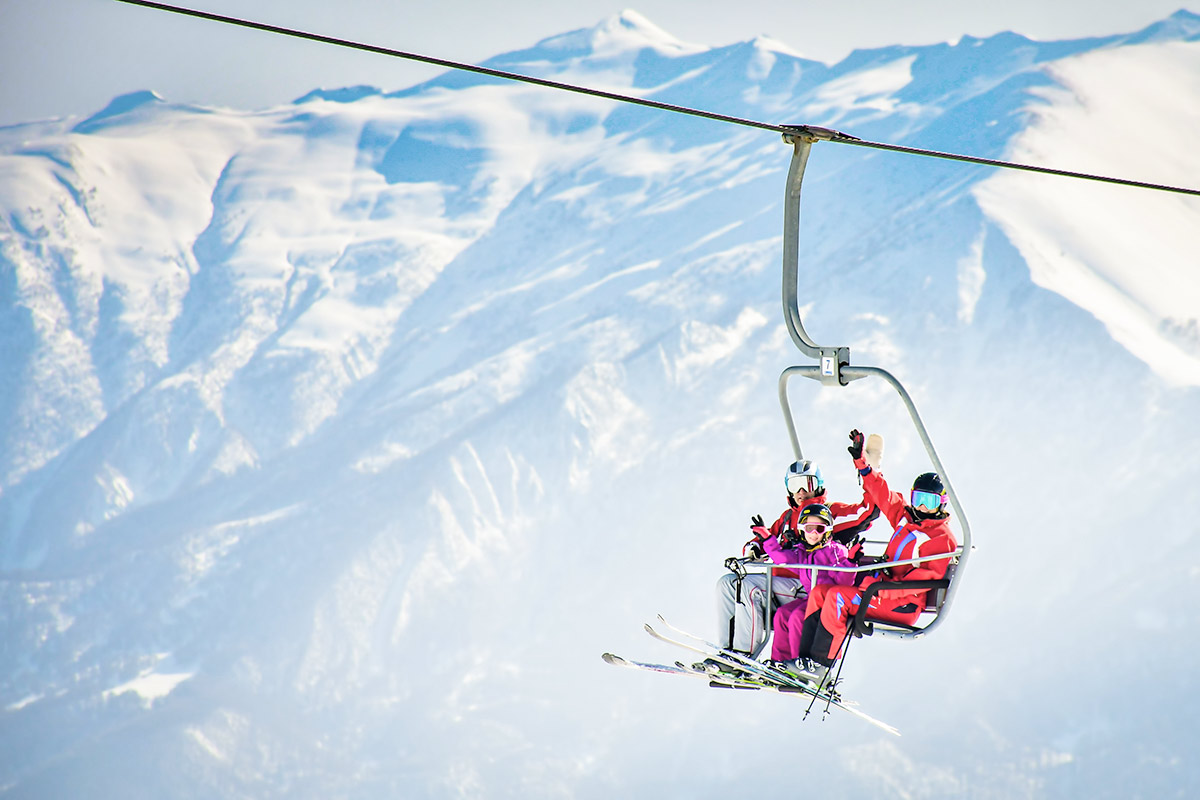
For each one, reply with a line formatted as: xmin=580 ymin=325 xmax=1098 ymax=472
xmin=829 ymin=489 xmax=880 ymax=544
xmin=828 ymin=486 xmax=871 ymax=518
xmin=855 ymin=459 xmax=907 ymax=529
xmin=762 ymin=535 xmax=800 ymax=564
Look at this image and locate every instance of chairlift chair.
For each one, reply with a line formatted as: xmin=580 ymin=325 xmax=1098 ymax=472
xmin=770 ymin=126 xmax=974 ymax=641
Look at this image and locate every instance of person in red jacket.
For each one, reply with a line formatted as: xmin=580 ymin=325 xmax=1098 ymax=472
xmin=788 ymin=430 xmax=959 ymax=684
xmin=709 ymin=459 xmax=878 ymax=657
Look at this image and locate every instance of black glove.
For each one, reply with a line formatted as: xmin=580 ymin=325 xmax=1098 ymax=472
xmin=778 ymin=529 xmax=801 ymax=550
xmin=750 ymin=514 xmax=764 ymax=529
xmin=742 ymin=540 xmax=765 ymax=559
xmin=847 ymin=429 xmax=865 ymax=460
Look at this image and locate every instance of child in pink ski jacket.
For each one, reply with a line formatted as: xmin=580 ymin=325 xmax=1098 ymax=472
xmin=762 ymin=503 xmax=857 ymax=663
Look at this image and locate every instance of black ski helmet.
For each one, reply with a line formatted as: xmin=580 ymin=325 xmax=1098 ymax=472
xmin=912 ymin=472 xmax=945 ymax=496
xmin=797 ymin=503 xmax=835 ymax=550
xmin=910 ymin=472 xmax=946 ymax=517
xmin=798 ymin=503 xmax=834 ymax=527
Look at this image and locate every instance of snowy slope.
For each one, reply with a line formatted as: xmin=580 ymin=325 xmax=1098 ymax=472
xmin=2 ymin=10 xmax=1200 ymax=799
xmin=975 ymin=38 xmax=1200 ymax=386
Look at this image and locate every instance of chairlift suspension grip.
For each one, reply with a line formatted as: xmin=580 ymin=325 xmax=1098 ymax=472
xmin=779 ymin=129 xmax=852 ymax=388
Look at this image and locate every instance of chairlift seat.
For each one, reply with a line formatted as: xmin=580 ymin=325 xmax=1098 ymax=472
xmin=851 ymin=561 xmax=958 ymax=638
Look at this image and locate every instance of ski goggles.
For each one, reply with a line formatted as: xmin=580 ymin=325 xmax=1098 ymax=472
xmin=911 ymin=489 xmax=945 ymax=510
xmin=801 ymin=522 xmax=829 ymax=534
xmin=786 ymin=474 xmax=819 ymax=494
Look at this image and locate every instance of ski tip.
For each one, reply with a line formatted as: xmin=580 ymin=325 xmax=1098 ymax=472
xmin=601 ymin=652 xmax=625 ymax=666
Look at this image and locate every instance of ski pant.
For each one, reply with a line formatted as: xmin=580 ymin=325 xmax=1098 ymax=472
xmin=770 ymin=596 xmax=809 ymax=661
xmin=798 ymin=579 xmax=925 ymax=665
xmin=716 ymin=572 xmax=803 ymax=653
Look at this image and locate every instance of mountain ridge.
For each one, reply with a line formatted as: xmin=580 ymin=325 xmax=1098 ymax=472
xmin=1 ymin=11 xmax=1199 ymax=798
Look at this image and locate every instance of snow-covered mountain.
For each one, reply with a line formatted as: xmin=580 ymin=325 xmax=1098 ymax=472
xmin=2 ymin=10 xmax=1199 ymax=798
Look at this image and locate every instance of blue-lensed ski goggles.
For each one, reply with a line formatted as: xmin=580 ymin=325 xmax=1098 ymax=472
xmin=910 ymin=489 xmax=945 ymax=510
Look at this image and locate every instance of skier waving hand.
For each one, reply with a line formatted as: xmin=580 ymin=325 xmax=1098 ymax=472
xmin=789 ymin=430 xmax=958 ymax=683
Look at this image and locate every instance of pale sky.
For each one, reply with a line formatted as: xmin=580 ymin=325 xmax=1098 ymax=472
xmin=2 ymin=0 xmax=1198 ymax=126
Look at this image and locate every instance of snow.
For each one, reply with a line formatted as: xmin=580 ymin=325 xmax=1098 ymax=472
xmin=974 ymin=40 xmax=1200 ymax=385
xmin=1 ymin=9 xmax=1200 ymax=799
xmin=103 ymin=669 xmax=193 ymax=706
xmin=538 ymin=9 xmax=703 ymax=60
xmin=4 ymin=694 xmax=43 ymax=713
xmin=804 ymin=55 xmax=920 ymax=124
xmin=954 ymin=226 xmax=987 ymax=324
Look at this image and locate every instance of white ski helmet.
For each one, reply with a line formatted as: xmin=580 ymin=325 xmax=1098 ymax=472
xmin=785 ymin=460 xmax=823 ymax=495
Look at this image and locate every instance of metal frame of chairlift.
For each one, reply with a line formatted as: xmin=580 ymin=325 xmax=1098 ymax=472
xmin=746 ymin=127 xmax=973 ymax=650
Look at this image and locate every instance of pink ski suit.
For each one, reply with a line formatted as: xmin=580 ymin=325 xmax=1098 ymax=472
xmin=762 ymin=537 xmax=856 ymax=661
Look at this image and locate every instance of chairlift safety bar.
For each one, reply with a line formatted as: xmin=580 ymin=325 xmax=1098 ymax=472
xmin=736 ymin=549 xmax=966 ymax=576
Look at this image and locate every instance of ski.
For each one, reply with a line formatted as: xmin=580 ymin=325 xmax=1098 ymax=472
xmin=642 ymin=622 xmax=809 ymax=690
xmin=652 ymin=615 xmax=820 ymax=687
xmin=645 ymin=616 xmax=900 ymax=736
xmin=603 ymin=641 xmax=898 ymax=736
xmin=602 ymin=652 xmax=829 ymax=695
xmin=602 ymin=653 xmax=768 ymax=690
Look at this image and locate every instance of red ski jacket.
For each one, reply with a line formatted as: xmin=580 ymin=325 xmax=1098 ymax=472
xmin=855 ymin=459 xmax=958 ymax=607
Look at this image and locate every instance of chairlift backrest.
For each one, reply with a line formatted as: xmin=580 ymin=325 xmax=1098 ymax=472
xmin=927 ymin=560 xmax=958 ymax=612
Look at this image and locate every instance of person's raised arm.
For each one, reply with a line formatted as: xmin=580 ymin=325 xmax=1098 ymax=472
xmin=848 ymin=429 xmax=906 ymax=527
